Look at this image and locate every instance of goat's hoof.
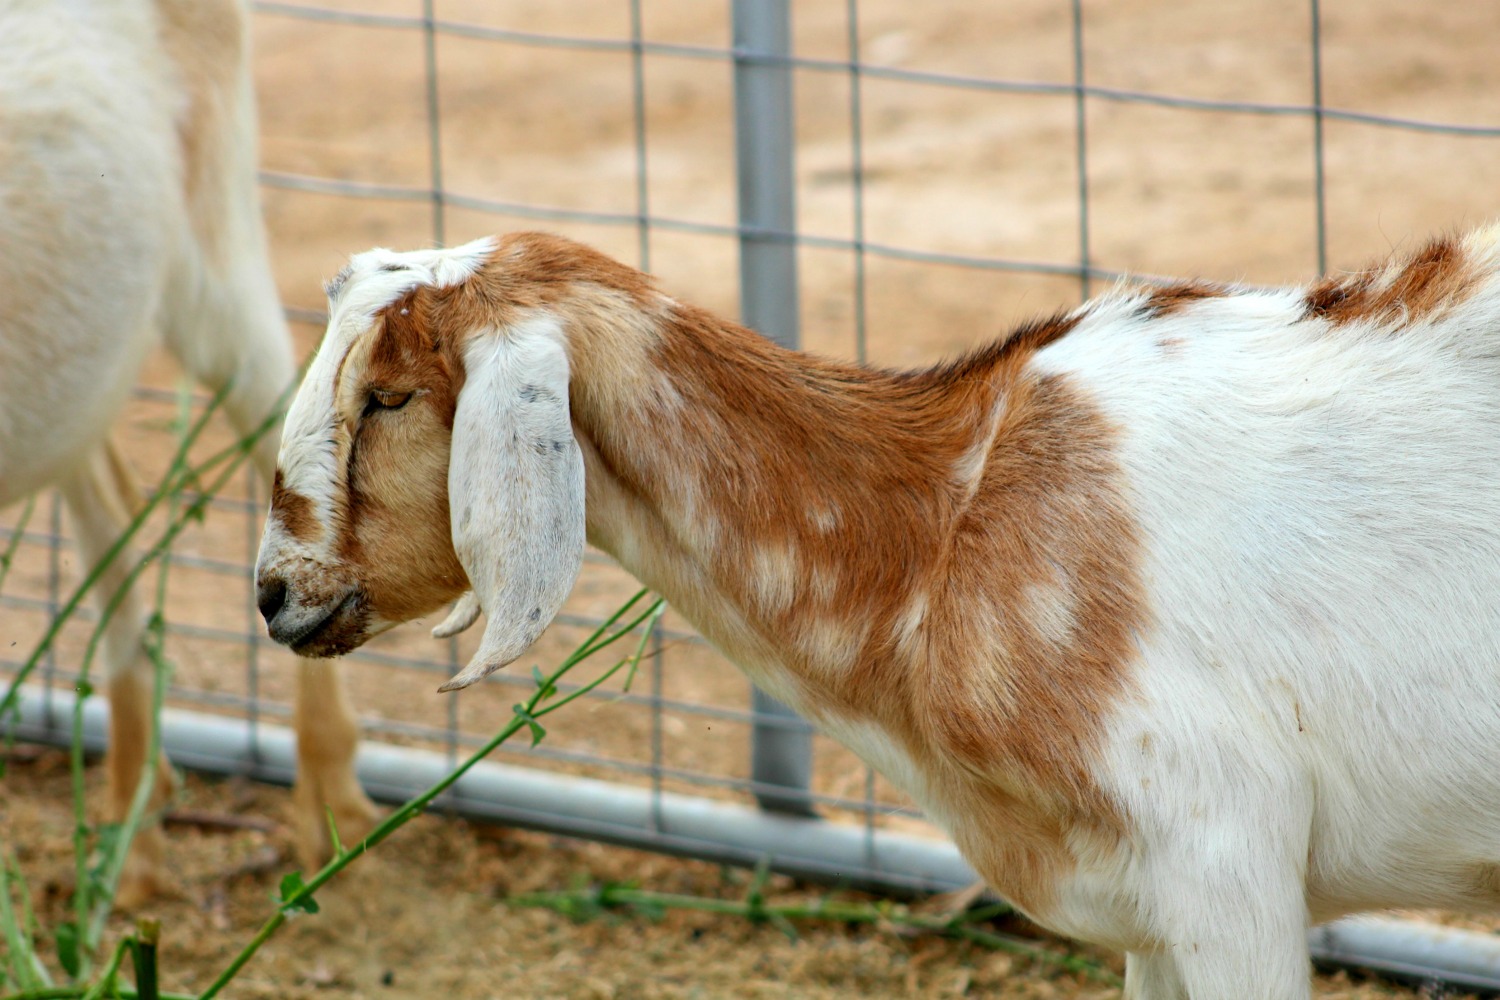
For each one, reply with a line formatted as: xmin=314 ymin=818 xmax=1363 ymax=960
xmin=110 ymin=823 xmax=172 ymax=910
xmin=293 ymin=785 xmax=382 ymax=868
xmin=113 ymin=867 xmax=167 ymax=912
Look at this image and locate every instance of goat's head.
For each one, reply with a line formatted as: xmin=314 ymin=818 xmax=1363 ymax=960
xmin=254 ymin=235 xmax=588 ymax=691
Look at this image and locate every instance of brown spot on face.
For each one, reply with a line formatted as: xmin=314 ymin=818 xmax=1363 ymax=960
xmin=332 ymin=291 xmax=473 ymax=626
xmin=1305 ymin=235 xmax=1475 ymax=329
xmin=270 ymin=469 xmax=320 ymax=543
xmin=1138 ymin=281 xmax=1228 ymax=318
xmin=1156 ymin=336 xmax=1185 ymax=356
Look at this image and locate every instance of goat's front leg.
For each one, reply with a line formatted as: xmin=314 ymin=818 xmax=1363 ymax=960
xmin=1123 ymin=864 xmax=1312 ymax=1000
xmin=291 ymin=658 xmax=379 ymax=867
xmin=59 ymin=445 xmax=177 ymax=909
xmin=1124 ymin=790 xmax=1314 ymax=999
xmin=1124 ymin=951 xmax=1187 ymax=1000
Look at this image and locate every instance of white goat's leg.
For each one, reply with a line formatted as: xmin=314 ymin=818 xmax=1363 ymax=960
xmin=58 ymin=444 xmax=177 ymax=909
xmin=1133 ymin=843 xmax=1312 ymax=1000
xmin=1123 ymin=952 xmax=1187 ymax=1000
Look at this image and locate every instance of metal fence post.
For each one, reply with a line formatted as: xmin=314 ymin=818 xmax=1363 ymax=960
xmin=732 ymin=0 xmax=817 ymax=817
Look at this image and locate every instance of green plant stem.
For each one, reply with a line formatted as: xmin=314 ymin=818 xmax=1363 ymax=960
xmin=1 ymin=383 xmax=232 ymax=726
xmin=530 ymin=602 xmax=666 ymax=724
xmin=80 ymin=620 xmax=169 ymax=955
xmin=4 ymin=990 xmax=194 ymax=1000
xmin=195 ymin=591 xmax=664 ymax=1000
xmin=511 ymin=885 xmax=1122 ymax=987
xmin=0 ymin=853 xmax=52 ymax=991
xmin=129 ymin=920 xmax=158 ymax=1000
xmin=0 ymin=372 xmax=295 ymax=725
xmin=0 ymin=495 xmax=36 ymax=595
xmin=75 ymin=935 xmax=128 ymax=1000
xmin=80 ymin=386 xmax=195 ymax=956
xmin=65 ymin=386 xmax=271 ymax=977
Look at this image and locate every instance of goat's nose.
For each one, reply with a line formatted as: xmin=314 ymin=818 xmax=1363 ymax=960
xmin=257 ymin=576 xmax=288 ymax=628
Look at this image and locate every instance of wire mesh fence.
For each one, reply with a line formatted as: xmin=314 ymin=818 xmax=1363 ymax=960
xmin=4 ymin=0 xmax=1500 ymax=897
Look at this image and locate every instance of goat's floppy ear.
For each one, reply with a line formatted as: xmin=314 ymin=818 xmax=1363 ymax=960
xmin=438 ymin=327 xmax=585 ymax=692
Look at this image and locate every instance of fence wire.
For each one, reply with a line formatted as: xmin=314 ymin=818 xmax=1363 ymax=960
xmin=4 ymin=0 xmax=1500 ymax=894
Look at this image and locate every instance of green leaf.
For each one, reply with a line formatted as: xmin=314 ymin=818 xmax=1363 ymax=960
xmin=530 ymin=666 xmax=556 ymax=700
xmin=56 ymin=920 xmax=81 ymax=978
xmin=324 ymin=807 xmax=344 ymax=860
xmin=512 ymin=705 xmax=547 ymax=747
xmin=277 ymin=872 xmax=320 ymax=915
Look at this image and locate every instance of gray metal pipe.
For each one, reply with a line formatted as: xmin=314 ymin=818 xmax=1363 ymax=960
xmin=1310 ymin=916 xmax=1500 ymax=994
xmin=14 ymin=684 xmax=1500 ymax=994
xmin=10 ymin=685 xmax=971 ymax=894
xmin=731 ymin=0 xmax=817 ymax=818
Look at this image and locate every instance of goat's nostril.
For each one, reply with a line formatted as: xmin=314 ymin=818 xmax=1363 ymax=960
xmin=257 ymin=577 xmax=288 ymax=627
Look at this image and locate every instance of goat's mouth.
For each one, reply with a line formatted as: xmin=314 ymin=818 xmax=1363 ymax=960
xmin=271 ymin=588 xmax=371 ymax=658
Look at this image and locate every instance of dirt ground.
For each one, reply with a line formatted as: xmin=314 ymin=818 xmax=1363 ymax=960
xmin=1 ymin=747 xmax=1440 ymax=999
xmin=5 ymin=0 xmax=1500 ymax=996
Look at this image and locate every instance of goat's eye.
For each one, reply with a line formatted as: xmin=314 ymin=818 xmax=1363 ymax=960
xmin=364 ymin=389 xmax=412 ymax=415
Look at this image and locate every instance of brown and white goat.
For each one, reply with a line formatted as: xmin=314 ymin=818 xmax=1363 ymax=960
xmin=0 ymin=0 xmax=375 ymax=904
xmin=257 ymin=228 xmax=1500 ymax=998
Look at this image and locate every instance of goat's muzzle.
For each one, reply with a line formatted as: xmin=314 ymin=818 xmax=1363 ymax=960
xmin=256 ymin=572 xmax=368 ymax=658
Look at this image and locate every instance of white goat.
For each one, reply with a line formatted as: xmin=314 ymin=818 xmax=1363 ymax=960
xmin=256 ymin=227 xmax=1500 ymax=998
xmin=0 ymin=0 xmax=375 ymax=904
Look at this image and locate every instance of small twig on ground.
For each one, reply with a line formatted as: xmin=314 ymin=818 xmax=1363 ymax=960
xmin=160 ymin=811 xmax=278 ymax=836
xmin=0 ymin=744 xmax=47 ymax=764
xmin=217 ymin=847 xmax=285 ymax=883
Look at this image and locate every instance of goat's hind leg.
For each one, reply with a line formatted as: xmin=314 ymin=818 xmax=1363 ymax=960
xmin=58 ymin=443 xmax=178 ymax=909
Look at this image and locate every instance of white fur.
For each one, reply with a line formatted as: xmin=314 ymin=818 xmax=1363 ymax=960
xmin=1024 ymin=270 xmax=1500 ymax=996
xmin=0 ymin=0 xmax=370 ymax=896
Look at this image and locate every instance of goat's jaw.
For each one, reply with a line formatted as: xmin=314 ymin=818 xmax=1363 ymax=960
xmin=275 ymin=588 xmax=370 ymax=658
xmin=256 ymin=558 xmax=381 ymax=658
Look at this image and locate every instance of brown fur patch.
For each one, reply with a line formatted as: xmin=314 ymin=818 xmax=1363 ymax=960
xmin=270 ymin=469 xmax=321 ymax=543
xmin=1471 ymin=862 xmax=1500 ymax=900
xmin=530 ymin=246 xmax=1141 ymax=917
xmin=1138 ymin=281 xmax=1228 ymax=318
xmin=311 ymin=232 xmax=1144 ymax=920
xmin=1305 ymin=235 xmax=1475 ymax=328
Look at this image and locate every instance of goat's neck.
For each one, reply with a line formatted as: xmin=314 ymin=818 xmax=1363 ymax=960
xmin=568 ymin=295 xmax=1083 ymax=719
xmin=564 ymin=290 xmax=1144 ymax=911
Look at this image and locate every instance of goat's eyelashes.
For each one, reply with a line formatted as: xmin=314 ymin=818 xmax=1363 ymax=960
xmin=363 ymin=389 xmax=413 ymax=415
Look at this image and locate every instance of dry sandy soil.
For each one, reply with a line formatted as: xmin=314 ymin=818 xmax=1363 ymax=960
xmin=4 ymin=0 xmax=1500 ymax=996
xmin=1 ymin=748 xmax=1439 ymax=999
